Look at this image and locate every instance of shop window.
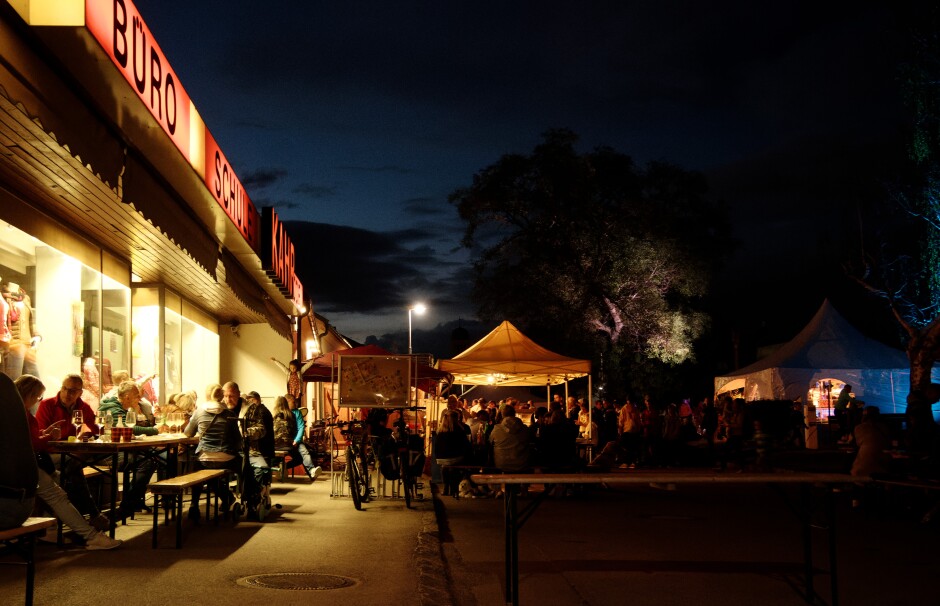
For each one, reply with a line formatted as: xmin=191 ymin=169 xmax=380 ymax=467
xmin=132 ymin=286 xmax=218 ymax=404
xmin=0 ymin=221 xmax=129 ymax=406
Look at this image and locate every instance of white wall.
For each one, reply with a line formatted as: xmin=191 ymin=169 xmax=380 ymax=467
xmin=219 ymin=322 xmax=291 ymax=407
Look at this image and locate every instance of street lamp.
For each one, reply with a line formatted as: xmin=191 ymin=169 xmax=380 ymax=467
xmin=408 ymin=303 xmax=427 ymax=354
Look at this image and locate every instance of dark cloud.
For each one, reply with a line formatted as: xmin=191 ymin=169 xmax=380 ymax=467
xmin=292 ymin=183 xmax=337 ymax=199
xmin=283 ymin=221 xmax=468 ymax=316
xmin=253 ymin=197 xmax=301 ymax=210
xmin=241 ymin=168 xmax=287 ymax=189
xmin=401 ymin=197 xmax=447 ymax=216
xmin=336 ymin=165 xmax=414 ymax=175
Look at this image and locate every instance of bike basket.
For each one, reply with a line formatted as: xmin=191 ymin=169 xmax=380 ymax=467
xmin=341 ymin=421 xmax=368 ymax=437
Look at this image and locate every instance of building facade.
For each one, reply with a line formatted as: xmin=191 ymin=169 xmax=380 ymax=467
xmin=0 ymin=0 xmax=305 ymax=406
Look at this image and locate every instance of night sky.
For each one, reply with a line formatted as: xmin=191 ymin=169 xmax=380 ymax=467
xmin=131 ymin=1 xmax=910 ymax=355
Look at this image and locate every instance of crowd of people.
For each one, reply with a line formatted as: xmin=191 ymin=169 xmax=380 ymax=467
xmin=0 ymin=362 xmax=325 ymax=549
xmin=432 ymin=392 xmax=815 ymax=497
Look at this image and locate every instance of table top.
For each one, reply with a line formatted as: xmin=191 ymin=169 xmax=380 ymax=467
xmin=48 ymin=434 xmax=198 ymax=453
xmin=470 ymin=469 xmax=859 ymax=485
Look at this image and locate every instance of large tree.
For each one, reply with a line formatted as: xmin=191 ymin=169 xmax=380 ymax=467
xmin=849 ymin=5 xmax=940 ymax=455
xmin=449 ymin=129 xmax=730 ymax=396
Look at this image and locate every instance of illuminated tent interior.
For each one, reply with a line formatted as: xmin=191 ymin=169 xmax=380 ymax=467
xmin=714 ymin=299 xmax=933 ymax=415
xmin=438 ymin=320 xmax=590 ymax=387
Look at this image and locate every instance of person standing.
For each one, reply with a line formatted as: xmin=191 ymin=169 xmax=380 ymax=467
xmin=270 ymin=357 xmax=315 ymax=401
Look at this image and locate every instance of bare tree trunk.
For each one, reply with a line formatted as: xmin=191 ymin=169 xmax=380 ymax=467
xmin=906 ymin=331 xmax=940 ymax=456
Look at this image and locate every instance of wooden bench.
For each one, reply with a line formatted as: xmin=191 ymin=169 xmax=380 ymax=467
xmin=0 ymin=517 xmax=57 ymax=606
xmin=148 ymin=469 xmax=227 ymax=548
xmin=273 ymin=448 xmax=296 ymax=481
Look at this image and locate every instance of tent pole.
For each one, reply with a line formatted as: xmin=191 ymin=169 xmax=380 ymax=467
xmin=588 ymin=375 xmax=593 ymax=442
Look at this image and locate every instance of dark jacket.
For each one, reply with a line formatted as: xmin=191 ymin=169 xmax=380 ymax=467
xmin=435 ymin=429 xmax=470 ymax=461
xmin=490 ymin=416 xmax=533 ymax=472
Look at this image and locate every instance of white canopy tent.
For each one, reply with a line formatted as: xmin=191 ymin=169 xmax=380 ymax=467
xmin=714 ymin=300 xmax=925 ymax=413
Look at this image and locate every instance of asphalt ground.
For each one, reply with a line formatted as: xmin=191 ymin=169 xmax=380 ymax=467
xmin=434 ymin=468 xmax=940 ymax=606
xmin=3 ymin=448 xmax=939 ymax=606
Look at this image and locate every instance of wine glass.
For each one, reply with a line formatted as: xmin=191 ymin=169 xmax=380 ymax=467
xmin=94 ymin=410 xmax=107 ymax=441
xmin=71 ymin=410 xmax=83 ymax=441
xmin=125 ymin=409 xmax=137 ymax=429
xmin=171 ymin=412 xmax=182 ymax=435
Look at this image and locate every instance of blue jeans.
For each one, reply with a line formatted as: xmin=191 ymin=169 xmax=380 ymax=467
xmin=2 ymin=342 xmax=38 ymax=380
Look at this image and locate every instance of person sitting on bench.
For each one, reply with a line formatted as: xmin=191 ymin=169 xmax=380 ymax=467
xmin=0 ymin=371 xmax=37 ymax=530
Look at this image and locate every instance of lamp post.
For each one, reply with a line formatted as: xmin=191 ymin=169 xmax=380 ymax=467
xmin=408 ymin=303 xmax=427 ymax=354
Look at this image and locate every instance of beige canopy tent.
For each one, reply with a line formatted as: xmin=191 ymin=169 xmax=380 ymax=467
xmin=438 ymin=320 xmax=595 ymax=442
xmin=438 ymin=320 xmax=591 ymax=386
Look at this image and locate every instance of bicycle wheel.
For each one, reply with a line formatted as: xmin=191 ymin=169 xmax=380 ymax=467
xmin=399 ymin=450 xmax=412 ymax=508
xmin=346 ymin=446 xmax=362 ymax=510
xmin=358 ymin=448 xmax=371 ymax=503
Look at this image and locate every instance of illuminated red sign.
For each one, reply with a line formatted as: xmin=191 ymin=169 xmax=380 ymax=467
xmin=262 ymin=208 xmax=302 ymax=305
xmin=205 ymin=128 xmax=259 ymax=250
xmin=85 ymin=0 xmax=191 ymax=159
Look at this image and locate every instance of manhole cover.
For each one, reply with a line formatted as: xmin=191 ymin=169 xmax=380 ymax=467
xmin=237 ymin=573 xmax=357 ymax=591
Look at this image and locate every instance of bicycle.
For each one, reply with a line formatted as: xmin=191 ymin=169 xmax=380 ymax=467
xmin=380 ymin=407 xmax=426 ymax=508
xmin=339 ymin=420 xmax=371 ymax=510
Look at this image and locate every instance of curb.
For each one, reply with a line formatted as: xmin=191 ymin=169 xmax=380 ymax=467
xmin=414 ymin=489 xmax=456 ymax=606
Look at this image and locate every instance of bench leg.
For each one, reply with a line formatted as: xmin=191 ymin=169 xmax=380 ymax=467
xmin=152 ymin=495 xmax=159 ymax=549
xmin=175 ymin=494 xmax=183 ymax=549
xmin=24 ymin=533 xmax=37 ymax=606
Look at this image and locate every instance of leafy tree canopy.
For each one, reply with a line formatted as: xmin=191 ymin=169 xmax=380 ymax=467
xmin=449 ymin=129 xmax=731 ymax=390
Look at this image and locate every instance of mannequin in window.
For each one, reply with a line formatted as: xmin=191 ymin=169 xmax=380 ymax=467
xmin=2 ymin=281 xmax=40 ymax=380
xmin=0 ymin=276 xmax=11 ymax=356
xmin=97 ymin=351 xmax=113 ymax=393
xmin=82 ymin=351 xmax=113 ymax=400
xmin=82 ymin=356 xmax=100 ymax=399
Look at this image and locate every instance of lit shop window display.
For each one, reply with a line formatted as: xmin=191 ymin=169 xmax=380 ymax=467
xmin=0 ymin=222 xmax=130 ymax=407
xmin=132 ymin=286 xmax=219 ymax=405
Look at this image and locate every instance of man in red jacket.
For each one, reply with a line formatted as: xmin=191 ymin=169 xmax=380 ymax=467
xmin=36 ymin=373 xmax=96 ymax=439
xmin=35 ymin=374 xmax=107 ymax=528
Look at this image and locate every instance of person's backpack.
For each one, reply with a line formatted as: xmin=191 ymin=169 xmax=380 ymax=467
xmin=273 ymin=412 xmax=295 ymax=448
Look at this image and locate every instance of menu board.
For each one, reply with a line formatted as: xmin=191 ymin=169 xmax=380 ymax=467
xmin=337 ymin=355 xmax=411 ymax=408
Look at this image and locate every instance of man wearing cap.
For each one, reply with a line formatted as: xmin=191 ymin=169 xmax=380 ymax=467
xmin=239 ymin=389 xmax=274 ymax=519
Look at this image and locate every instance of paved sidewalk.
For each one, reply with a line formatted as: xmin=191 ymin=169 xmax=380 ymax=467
xmin=0 ymin=472 xmax=434 ymax=606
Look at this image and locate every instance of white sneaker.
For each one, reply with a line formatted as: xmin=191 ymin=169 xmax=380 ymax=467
xmin=85 ymin=532 xmax=122 ymax=551
xmin=310 ymin=466 xmax=322 ymax=482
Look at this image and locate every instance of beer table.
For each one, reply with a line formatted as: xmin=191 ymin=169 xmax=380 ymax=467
xmin=48 ymin=434 xmax=199 ymax=538
xmin=472 ymin=469 xmax=860 ymax=606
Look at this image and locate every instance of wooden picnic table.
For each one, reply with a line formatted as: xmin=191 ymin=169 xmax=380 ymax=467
xmin=471 ymin=469 xmax=860 ymax=606
xmin=48 ymin=435 xmax=198 ymax=537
